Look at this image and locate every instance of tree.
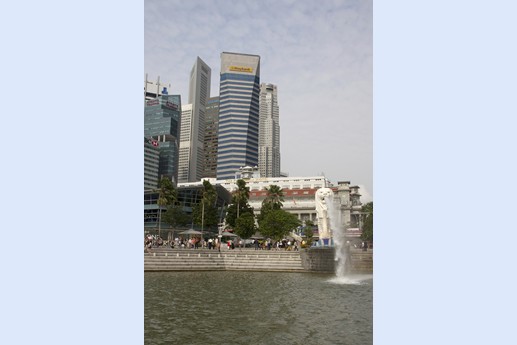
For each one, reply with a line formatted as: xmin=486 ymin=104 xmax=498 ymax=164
xmin=257 ymin=184 xmax=284 ymax=225
xmin=162 ymin=205 xmax=190 ymax=228
xmin=262 ymin=185 xmax=284 ymax=209
xmin=156 ymin=176 xmax=177 ymax=238
xmin=192 ymin=180 xmax=219 ymax=232
xmin=234 ymin=212 xmax=257 ymax=239
xmin=225 ymin=179 xmax=254 ymax=229
xmin=258 ymin=209 xmax=301 ymax=241
xmin=257 ymin=184 xmax=300 ymax=241
xmin=360 ymin=202 xmax=373 ymax=242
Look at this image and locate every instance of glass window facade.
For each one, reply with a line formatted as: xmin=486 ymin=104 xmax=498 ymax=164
xmin=217 ymin=54 xmax=261 ymax=180
xmin=144 ymin=95 xmax=182 ymax=183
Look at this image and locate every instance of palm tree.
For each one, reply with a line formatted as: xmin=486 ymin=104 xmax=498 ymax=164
xmin=257 ymin=184 xmax=284 ymax=228
xmin=225 ymin=179 xmax=253 ymax=229
xmin=197 ymin=180 xmax=217 ymax=236
xmin=262 ymin=184 xmax=284 ymax=210
xmin=234 ymin=179 xmax=250 ymax=219
xmin=156 ymin=176 xmax=176 ymax=238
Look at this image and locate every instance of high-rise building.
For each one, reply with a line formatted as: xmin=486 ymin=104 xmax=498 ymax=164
xmin=259 ymin=83 xmax=281 ymax=177
xmin=144 ymin=137 xmax=160 ymax=190
xmin=177 ymin=57 xmax=211 ymax=183
xmin=178 ymin=104 xmax=193 ymax=183
xmin=217 ymin=52 xmax=261 ymax=180
xmin=202 ymin=96 xmax=219 ymax=178
xmin=144 ymin=94 xmax=182 ymax=184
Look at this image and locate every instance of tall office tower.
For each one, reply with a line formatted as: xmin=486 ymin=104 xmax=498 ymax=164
xmin=144 ymin=74 xmax=172 ymax=103
xmin=144 ymin=95 xmax=182 ymax=185
xmin=217 ymin=52 xmax=260 ymax=180
xmin=259 ymin=83 xmax=281 ymax=177
xmin=202 ymin=96 xmax=219 ymax=178
xmin=178 ymin=104 xmax=193 ymax=183
xmin=178 ymin=57 xmax=211 ymax=183
xmin=144 ymin=137 xmax=160 ymax=190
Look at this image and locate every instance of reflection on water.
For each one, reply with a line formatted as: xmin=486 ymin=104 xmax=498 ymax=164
xmin=145 ymin=271 xmax=372 ymax=345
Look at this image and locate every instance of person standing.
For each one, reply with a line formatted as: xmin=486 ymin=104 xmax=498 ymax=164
xmin=145 ymin=235 xmax=153 ymax=254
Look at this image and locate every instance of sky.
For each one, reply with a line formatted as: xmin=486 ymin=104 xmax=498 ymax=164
xmin=145 ymin=0 xmax=372 ymax=202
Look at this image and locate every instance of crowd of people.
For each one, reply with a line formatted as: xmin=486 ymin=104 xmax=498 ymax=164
xmin=145 ymin=233 xmax=372 ymax=253
xmin=144 ymin=234 xmax=301 ymax=252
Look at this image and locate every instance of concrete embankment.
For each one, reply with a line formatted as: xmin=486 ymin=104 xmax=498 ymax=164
xmin=144 ymin=247 xmax=373 ymax=273
xmin=300 ymin=247 xmax=373 ymax=274
xmin=145 ymin=248 xmax=305 ymax=272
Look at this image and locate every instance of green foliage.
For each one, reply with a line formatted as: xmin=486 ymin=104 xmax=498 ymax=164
xmin=225 ymin=179 xmax=254 ymax=229
xmin=235 ymin=179 xmax=250 ymax=200
xmin=192 ymin=180 xmax=219 ymax=231
xmin=262 ymin=185 xmax=284 ymax=210
xmin=258 ymin=209 xmax=301 ymax=241
xmin=234 ymin=212 xmax=256 ymax=239
xmin=162 ymin=205 xmax=191 ymax=227
xmin=303 ymin=219 xmax=314 ymax=247
xmin=156 ymin=176 xmax=191 ymax=228
xmin=257 ymin=184 xmax=284 ymax=225
xmin=360 ymin=202 xmax=373 ymax=242
xmin=156 ymin=176 xmax=180 ymax=231
xmin=157 ymin=176 xmax=176 ymax=207
xmin=225 ymin=203 xmax=238 ymax=228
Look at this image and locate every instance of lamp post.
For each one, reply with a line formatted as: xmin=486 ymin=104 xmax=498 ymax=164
xmin=157 ymin=204 xmax=162 ymax=239
xmin=201 ymin=201 xmax=205 ymax=245
xmin=156 ymin=190 xmax=167 ymax=240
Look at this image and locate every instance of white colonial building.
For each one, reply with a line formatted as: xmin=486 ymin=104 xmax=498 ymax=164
xmin=178 ymin=166 xmax=364 ymax=238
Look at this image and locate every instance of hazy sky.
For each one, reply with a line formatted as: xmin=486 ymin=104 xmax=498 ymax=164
xmin=145 ymin=0 xmax=372 ymax=202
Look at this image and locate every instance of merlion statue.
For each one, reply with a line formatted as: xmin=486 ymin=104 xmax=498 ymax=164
xmin=315 ymin=188 xmax=334 ymax=239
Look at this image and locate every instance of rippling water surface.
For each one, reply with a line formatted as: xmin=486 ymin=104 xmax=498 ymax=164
xmin=145 ymin=271 xmax=372 ymax=345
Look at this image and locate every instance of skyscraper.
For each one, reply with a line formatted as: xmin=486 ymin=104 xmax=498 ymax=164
xmin=259 ymin=83 xmax=281 ymax=177
xmin=217 ymin=52 xmax=260 ymax=180
xmin=144 ymin=137 xmax=160 ymax=190
xmin=178 ymin=57 xmax=211 ymax=183
xmin=178 ymin=104 xmax=193 ymax=183
xmin=144 ymin=94 xmax=182 ymax=184
xmin=202 ymin=96 xmax=219 ymax=178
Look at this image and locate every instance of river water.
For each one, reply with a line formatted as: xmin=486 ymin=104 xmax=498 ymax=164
xmin=145 ymin=271 xmax=372 ymax=345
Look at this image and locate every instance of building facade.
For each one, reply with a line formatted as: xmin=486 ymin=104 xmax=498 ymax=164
xmin=144 ymin=137 xmax=160 ymax=190
xmin=202 ymin=96 xmax=219 ymax=178
xmin=259 ymin=83 xmax=281 ymax=177
xmin=144 ymin=95 xmax=182 ymax=185
xmin=217 ymin=52 xmax=261 ymax=180
xmin=177 ymin=57 xmax=211 ymax=183
xmin=178 ymin=104 xmax=193 ymax=183
xmin=178 ymin=173 xmax=363 ymax=237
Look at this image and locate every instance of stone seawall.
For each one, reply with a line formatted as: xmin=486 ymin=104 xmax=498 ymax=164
xmin=144 ymin=249 xmax=305 ymax=272
xmin=300 ymin=247 xmax=373 ymax=274
xmin=144 ymin=248 xmax=373 ymax=273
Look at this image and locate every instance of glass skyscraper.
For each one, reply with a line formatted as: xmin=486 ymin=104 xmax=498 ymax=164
xmin=144 ymin=94 xmax=182 ymax=184
xmin=217 ymin=52 xmax=260 ymax=180
xmin=144 ymin=137 xmax=160 ymax=190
